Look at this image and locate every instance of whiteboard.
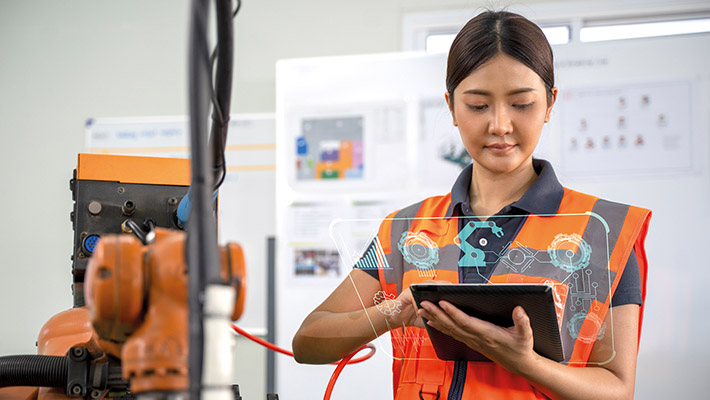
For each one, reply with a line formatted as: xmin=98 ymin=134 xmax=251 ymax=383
xmin=275 ymin=32 xmax=710 ymax=399
xmin=86 ymin=113 xmax=275 ymax=333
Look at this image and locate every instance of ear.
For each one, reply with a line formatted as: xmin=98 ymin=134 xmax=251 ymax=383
xmin=544 ymin=87 xmax=558 ymax=123
xmin=445 ymin=92 xmax=458 ymax=126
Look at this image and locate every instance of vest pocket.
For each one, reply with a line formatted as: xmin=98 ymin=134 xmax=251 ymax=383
xmin=395 ymin=327 xmax=447 ymax=397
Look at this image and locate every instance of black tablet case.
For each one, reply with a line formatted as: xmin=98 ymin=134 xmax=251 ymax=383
xmin=410 ymin=284 xmax=564 ymax=362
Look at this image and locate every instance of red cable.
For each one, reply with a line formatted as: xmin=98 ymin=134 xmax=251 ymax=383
xmin=230 ymin=323 xmax=375 ymax=364
xmin=231 ymin=323 xmax=295 ymax=357
xmin=230 ymin=323 xmax=376 ymax=398
xmin=322 ymin=344 xmax=369 ymax=400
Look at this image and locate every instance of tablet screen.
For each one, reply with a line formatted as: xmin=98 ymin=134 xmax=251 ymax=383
xmin=410 ymin=283 xmax=564 ymax=362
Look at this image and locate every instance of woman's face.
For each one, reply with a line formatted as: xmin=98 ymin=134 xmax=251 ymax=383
xmin=446 ymin=53 xmax=557 ymax=176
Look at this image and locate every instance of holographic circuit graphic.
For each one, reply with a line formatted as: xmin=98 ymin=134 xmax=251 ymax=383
xmin=329 ymin=213 xmax=616 ymax=365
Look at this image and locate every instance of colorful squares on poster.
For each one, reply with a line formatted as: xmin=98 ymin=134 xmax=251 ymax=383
xmin=295 ymin=116 xmax=364 ymax=181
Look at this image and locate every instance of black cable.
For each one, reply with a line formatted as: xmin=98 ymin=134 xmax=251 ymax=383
xmin=207 ymin=0 xmax=241 ymax=117
xmin=208 ymin=0 xmax=239 ymax=191
xmin=233 ymin=0 xmax=242 ymax=17
xmin=142 ymin=218 xmax=156 ymax=233
xmin=0 ymin=355 xmax=68 ymax=388
xmin=186 ymin=1 xmax=236 ymax=397
xmin=141 ymin=218 xmax=157 ymax=244
xmin=187 ymin=0 xmax=213 ymax=398
xmin=208 ymin=0 xmax=234 ymax=192
xmin=125 ymin=219 xmax=148 ymax=245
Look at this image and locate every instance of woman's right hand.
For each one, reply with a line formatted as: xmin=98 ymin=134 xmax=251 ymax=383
xmin=383 ymin=287 xmax=425 ymax=328
xmin=383 ymin=280 xmax=452 ymax=329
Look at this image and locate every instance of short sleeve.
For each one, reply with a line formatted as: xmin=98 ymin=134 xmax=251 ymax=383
xmin=611 ymin=249 xmax=642 ymax=307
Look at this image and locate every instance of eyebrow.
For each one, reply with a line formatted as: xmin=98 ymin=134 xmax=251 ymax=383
xmin=462 ymin=88 xmax=537 ymax=96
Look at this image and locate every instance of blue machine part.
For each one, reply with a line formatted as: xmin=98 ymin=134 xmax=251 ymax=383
xmin=176 ymin=188 xmax=219 ymax=228
xmin=82 ymin=234 xmax=101 ymax=255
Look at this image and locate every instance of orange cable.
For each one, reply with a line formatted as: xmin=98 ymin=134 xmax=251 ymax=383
xmin=230 ymin=323 xmax=376 ymax=398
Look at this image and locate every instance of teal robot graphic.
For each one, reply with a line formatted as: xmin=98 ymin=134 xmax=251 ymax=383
xmin=455 ymin=220 xmax=504 ymax=268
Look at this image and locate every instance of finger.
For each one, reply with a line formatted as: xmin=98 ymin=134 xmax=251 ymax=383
xmin=419 ymin=302 xmax=458 ymax=333
xmin=424 ymin=279 xmax=451 ymax=284
xmin=512 ymin=306 xmax=533 ymax=339
xmin=415 ymin=307 xmax=442 ymax=330
xmin=418 ymin=300 xmax=434 ymax=309
xmin=417 ymin=307 xmax=432 ymax=321
xmin=416 ymin=303 xmax=438 ymax=322
xmin=421 ymin=301 xmax=453 ymax=322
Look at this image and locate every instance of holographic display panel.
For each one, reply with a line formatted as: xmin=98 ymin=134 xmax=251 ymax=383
xmin=330 ymin=213 xmax=620 ymax=366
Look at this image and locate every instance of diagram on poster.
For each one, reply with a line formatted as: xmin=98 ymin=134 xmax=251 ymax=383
xmin=557 ymin=79 xmax=696 ymax=177
xmin=296 ymin=116 xmax=364 ymax=180
xmin=288 ymin=103 xmax=407 ymax=191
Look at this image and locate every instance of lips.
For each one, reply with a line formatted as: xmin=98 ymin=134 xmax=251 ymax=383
xmin=485 ymin=143 xmax=516 ymax=154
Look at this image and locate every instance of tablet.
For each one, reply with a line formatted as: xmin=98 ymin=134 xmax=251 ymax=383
xmin=410 ymin=283 xmax=564 ymax=362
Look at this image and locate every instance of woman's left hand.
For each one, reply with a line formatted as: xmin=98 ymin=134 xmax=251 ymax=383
xmin=417 ymin=301 xmax=537 ymax=374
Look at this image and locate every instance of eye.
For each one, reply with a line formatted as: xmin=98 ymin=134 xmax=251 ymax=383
xmin=513 ymin=102 xmax=535 ymax=110
xmin=466 ymin=104 xmax=488 ymax=112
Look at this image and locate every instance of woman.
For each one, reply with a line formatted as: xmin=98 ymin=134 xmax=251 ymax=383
xmin=292 ymin=10 xmax=651 ymax=399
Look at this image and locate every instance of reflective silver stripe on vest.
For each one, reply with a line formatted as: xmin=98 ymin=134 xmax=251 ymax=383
xmin=384 ymin=202 xmax=422 ymax=295
xmin=588 ymin=199 xmax=629 ymax=305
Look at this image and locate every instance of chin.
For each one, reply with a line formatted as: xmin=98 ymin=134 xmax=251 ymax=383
xmin=475 ymin=155 xmax=529 ymax=174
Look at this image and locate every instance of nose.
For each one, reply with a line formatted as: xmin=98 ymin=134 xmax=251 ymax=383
xmin=489 ymin=105 xmax=512 ymax=136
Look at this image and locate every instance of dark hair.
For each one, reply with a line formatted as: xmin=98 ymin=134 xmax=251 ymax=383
xmin=446 ymin=11 xmax=554 ymax=104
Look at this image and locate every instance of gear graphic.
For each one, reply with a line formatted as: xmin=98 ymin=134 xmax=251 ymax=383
xmin=566 ymin=311 xmax=606 ymax=344
xmin=547 ymin=233 xmax=592 ymax=273
xmin=499 ymin=243 xmax=536 ymax=273
xmin=373 ymin=291 xmax=401 ymax=316
xmin=398 ymin=231 xmax=439 ymax=270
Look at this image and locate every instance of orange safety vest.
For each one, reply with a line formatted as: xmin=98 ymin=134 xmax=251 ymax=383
xmin=374 ymin=188 xmax=651 ymax=399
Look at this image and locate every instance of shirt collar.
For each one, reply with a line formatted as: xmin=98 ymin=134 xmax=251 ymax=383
xmin=444 ymin=158 xmax=564 ymax=218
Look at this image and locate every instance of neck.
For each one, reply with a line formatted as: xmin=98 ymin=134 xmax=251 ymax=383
xmin=468 ymin=158 xmax=537 ymax=218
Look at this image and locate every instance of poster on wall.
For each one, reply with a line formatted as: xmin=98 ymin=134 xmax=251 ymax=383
xmin=295 ymin=116 xmax=365 ymax=181
xmin=86 ymin=116 xmax=189 ymax=158
xmin=286 ymin=201 xmax=344 ymax=284
xmin=287 ymin=102 xmax=408 ymax=192
xmin=286 ymin=198 xmax=407 ymax=286
xmin=557 ymin=79 xmax=697 ymax=178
